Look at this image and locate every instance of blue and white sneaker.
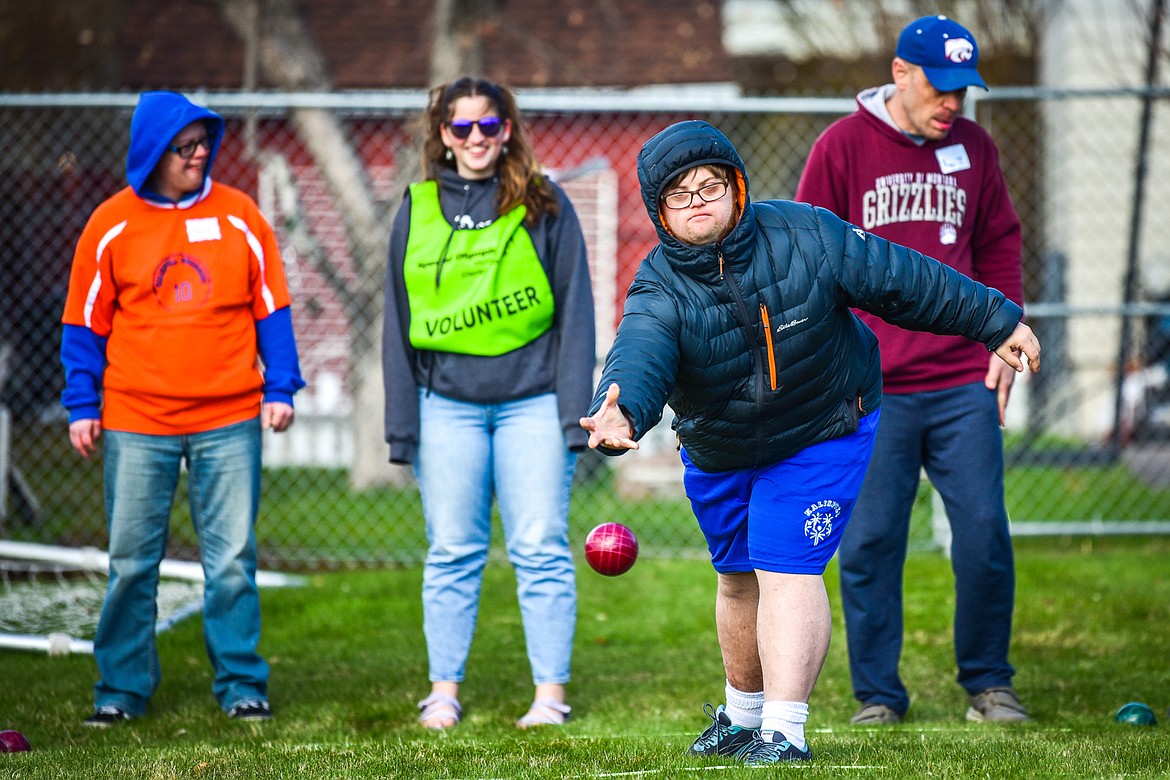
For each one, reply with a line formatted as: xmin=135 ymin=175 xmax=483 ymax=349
xmin=83 ymin=705 xmax=133 ymax=728
xmin=227 ymin=699 xmax=273 ymax=721
xmin=734 ymin=732 xmax=814 ymax=765
xmin=687 ymin=703 xmax=760 ymax=758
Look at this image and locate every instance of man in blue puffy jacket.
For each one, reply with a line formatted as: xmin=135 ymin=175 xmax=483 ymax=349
xmin=580 ymin=120 xmax=1039 ymax=765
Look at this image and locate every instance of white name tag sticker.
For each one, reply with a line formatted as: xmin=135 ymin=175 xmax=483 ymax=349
xmin=935 ymin=143 xmax=971 ymax=174
xmin=186 ymin=217 xmax=222 ymax=243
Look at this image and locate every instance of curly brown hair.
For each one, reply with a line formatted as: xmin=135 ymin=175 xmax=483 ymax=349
xmin=418 ymin=76 xmax=558 ymax=224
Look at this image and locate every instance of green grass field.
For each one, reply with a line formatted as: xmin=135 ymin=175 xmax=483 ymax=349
xmin=2 ymin=536 xmax=1169 ymax=778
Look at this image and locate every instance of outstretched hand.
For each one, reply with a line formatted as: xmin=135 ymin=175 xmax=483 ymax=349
xmin=579 ymin=383 xmax=639 ymax=451
xmin=993 ymin=322 xmax=1041 ymax=375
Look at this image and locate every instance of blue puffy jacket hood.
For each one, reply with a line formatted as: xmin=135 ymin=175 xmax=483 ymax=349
xmin=637 ymin=120 xmax=750 ymax=241
xmin=126 ymin=90 xmax=224 ymax=200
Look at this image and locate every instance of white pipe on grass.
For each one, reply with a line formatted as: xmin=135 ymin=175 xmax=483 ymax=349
xmin=0 ymin=540 xmax=303 ymax=587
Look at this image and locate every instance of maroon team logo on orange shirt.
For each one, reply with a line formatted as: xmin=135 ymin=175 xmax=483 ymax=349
xmin=153 ymin=253 xmax=211 ymax=310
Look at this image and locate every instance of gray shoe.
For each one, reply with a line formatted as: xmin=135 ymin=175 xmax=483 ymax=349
xmin=966 ymin=687 xmax=1029 ymax=723
xmin=850 ymin=702 xmax=903 ymax=725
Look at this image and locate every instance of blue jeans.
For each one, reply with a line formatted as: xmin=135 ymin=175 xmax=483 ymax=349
xmin=415 ymin=390 xmax=577 ymax=685
xmin=95 ymin=417 xmax=268 ymax=715
xmin=838 ymin=383 xmax=1016 ymax=715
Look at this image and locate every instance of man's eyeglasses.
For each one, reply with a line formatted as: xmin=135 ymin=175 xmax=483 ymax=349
xmin=446 ymin=117 xmax=503 ymax=139
xmin=166 ymin=136 xmax=211 ymax=160
xmin=662 ymin=181 xmax=729 ymax=210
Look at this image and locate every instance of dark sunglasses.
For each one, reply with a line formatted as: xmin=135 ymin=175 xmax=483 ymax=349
xmin=166 ymin=136 xmax=211 ymax=160
xmin=446 ymin=117 xmax=503 ymax=139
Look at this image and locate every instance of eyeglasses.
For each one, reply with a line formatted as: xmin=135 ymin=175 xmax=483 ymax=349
xmin=446 ymin=117 xmax=503 ymax=139
xmin=661 ymin=180 xmax=729 ymax=210
xmin=166 ymin=136 xmax=211 ymax=160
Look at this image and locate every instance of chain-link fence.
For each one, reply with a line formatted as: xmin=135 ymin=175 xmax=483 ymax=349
xmin=2 ymin=88 xmax=1169 ymax=569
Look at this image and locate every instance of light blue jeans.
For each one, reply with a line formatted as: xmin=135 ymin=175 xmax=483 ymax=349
xmin=416 ymin=390 xmax=577 ymax=685
xmin=95 ymin=417 xmax=268 ymax=715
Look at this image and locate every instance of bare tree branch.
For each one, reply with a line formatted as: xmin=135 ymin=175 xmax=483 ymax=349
xmin=216 ymin=0 xmax=384 ymax=318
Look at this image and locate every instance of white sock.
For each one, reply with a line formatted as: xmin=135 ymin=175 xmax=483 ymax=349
xmin=723 ymin=681 xmax=764 ymax=729
xmin=761 ymin=700 xmax=808 ymax=750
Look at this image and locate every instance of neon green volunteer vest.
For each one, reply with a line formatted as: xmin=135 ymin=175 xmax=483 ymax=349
xmin=404 ymin=181 xmax=555 ymax=356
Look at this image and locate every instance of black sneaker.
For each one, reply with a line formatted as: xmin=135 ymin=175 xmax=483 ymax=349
xmin=83 ymin=705 xmax=132 ymax=728
xmin=228 ymin=699 xmax=273 ymax=721
xmin=734 ymin=732 xmax=814 ymax=765
xmin=687 ymin=703 xmax=759 ymax=758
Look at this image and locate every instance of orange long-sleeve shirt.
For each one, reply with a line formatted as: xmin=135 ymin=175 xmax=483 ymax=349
xmin=62 ymin=181 xmax=293 ymax=435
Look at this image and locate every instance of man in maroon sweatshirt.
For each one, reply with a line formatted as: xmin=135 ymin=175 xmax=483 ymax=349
xmin=796 ymin=15 xmax=1029 ymax=726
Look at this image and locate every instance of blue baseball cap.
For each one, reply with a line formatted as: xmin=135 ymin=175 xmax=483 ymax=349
xmin=896 ymin=15 xmax=988 ymax=92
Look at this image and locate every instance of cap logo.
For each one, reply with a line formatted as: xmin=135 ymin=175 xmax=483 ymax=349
xmin=944 ymin=38 xmax=974 ymax=63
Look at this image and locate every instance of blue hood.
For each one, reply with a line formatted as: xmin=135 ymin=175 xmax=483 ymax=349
xmin=126 ymin=90 xmax=224 ymax=199
xmin=635 ymin=120 xmax=756 ymax=280
xmin=636 ymin=120 xmax=750 ymax=236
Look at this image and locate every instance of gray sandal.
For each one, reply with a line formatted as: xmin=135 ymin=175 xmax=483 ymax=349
xmin=418 ymin=692 xmax=462 ymax=729
xmin=516 ymin=697 xmax=571 ymax=728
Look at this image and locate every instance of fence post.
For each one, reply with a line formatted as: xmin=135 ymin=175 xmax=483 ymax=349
xmin=929 ymin=481 xmax=952 ymax=559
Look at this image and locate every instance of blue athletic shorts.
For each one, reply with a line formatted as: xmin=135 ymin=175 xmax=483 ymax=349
xmin=681 ymin=409 xmax=880 ymax=575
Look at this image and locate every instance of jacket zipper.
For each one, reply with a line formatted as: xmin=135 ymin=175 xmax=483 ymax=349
xmin=759 ymin=303 xmax=778 ymax=390
xmin=718 ymin=248 xmax=766 ymax=459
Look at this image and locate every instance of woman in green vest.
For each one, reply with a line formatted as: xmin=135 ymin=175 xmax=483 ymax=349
xmin=382 ymin=77 xmax=596 ymax=730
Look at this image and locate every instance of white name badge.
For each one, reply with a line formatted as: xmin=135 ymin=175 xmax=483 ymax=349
xmin=186 ymin=217 xmax=222 ymax=243
xmin=935 ymin=143 xmax=971 ymax=174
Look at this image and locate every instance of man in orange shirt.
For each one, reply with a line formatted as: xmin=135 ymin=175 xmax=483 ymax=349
xmin=61 ymin=91 xmax=304 ymax=726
